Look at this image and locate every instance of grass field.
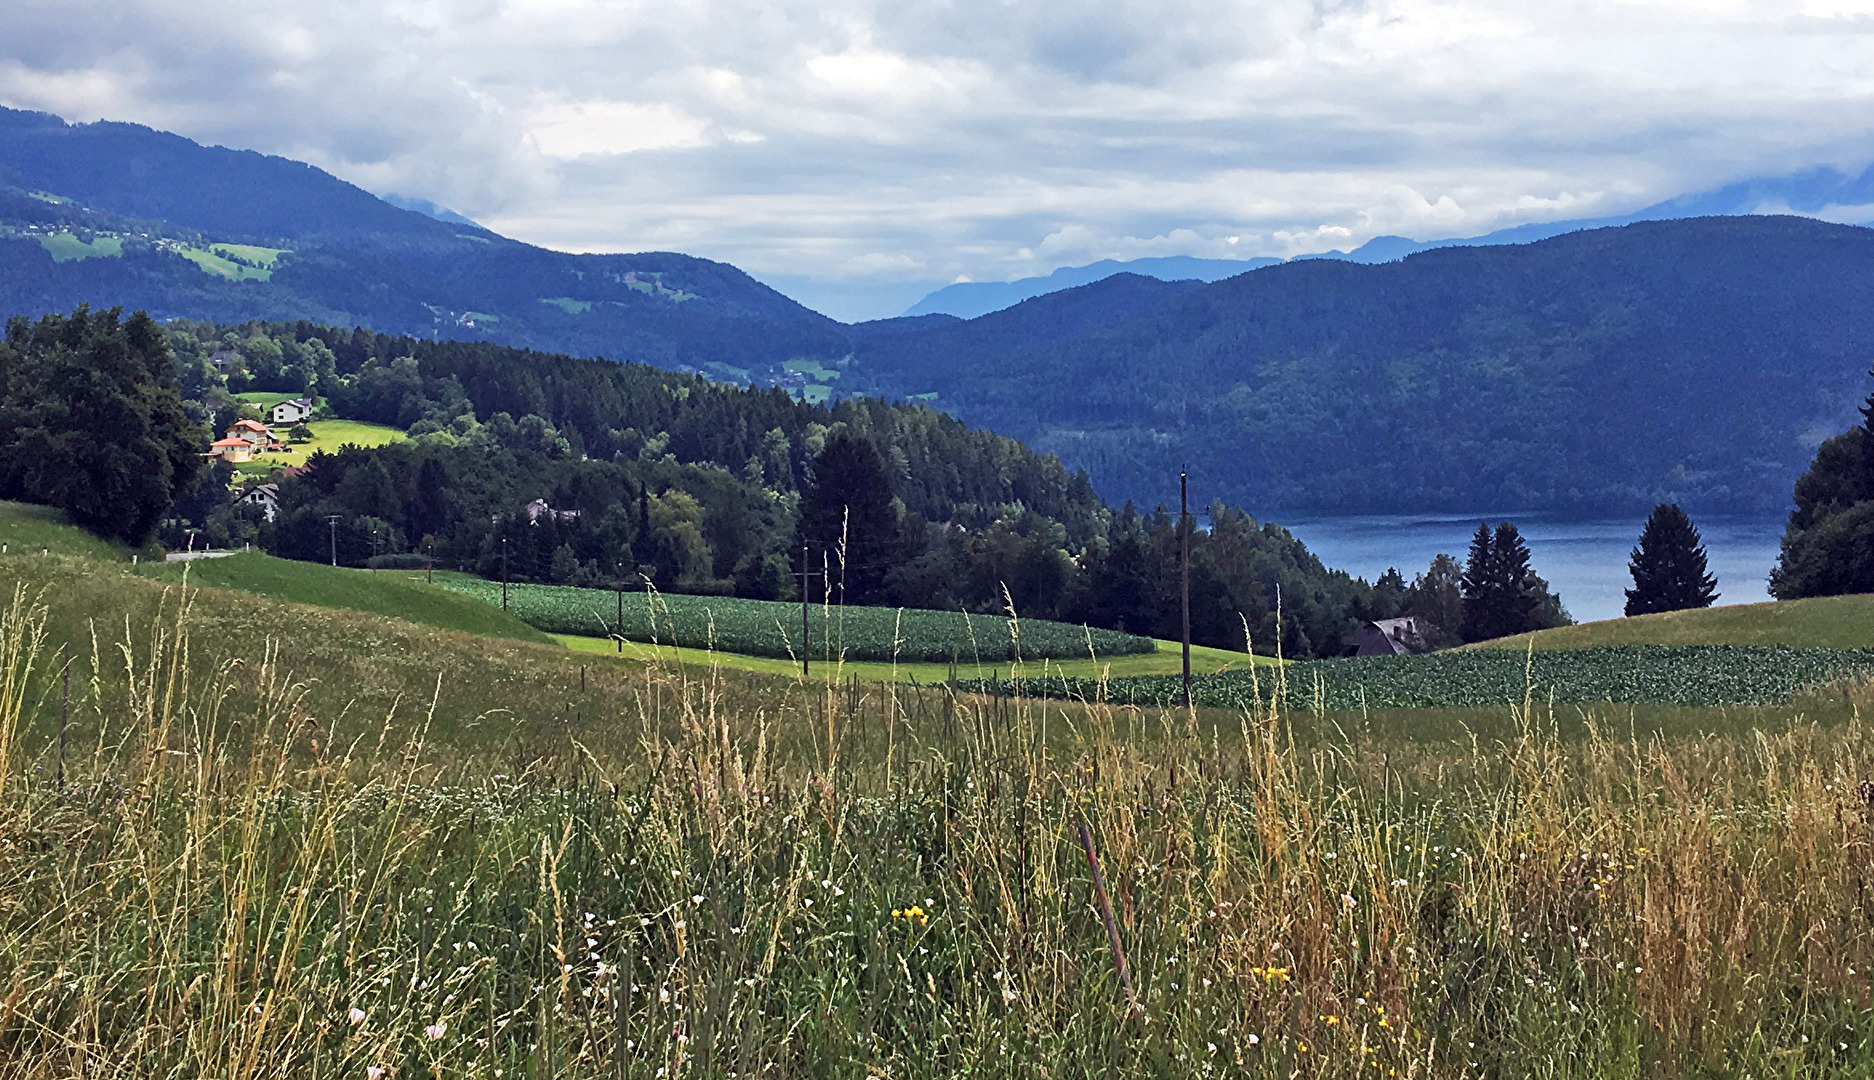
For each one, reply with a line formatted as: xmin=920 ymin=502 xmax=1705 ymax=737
xmin=36 ymin=231 xmax=122 ymax=262
xmin=232 ymin=390 xmax=301 ymax=409
xmin=229 ymin=418 xmax=404 ymax=477
xmin=8 ymin=534 xmax=1874 ymax=1074
xmin=134 ymin=552 xmax=551 ymax=644
xmin=555 ymin=632 xmax=1266 ymax=682
xmin=0 ymin=501 xmax=133 ymax=561
xmin=1483 ymin=592 xmax=1874 ymax=650
xmin=168 ymin=241 xmax=281 ymax=281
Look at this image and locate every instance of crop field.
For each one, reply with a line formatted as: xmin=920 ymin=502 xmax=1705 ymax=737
xmin=962 ymin=643 xmax=1874 ymax=710
xmin=435 ymin=577 xmax=1155 ymax=662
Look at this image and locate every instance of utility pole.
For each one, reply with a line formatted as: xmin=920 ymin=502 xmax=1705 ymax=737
xmin=1180 ymin=466 xmax=1192 ymax=712
xmin=325 ymin=514 xmax=340 ymax=567
xmin=501 ymin=537 xmax=509 ymax=612
xmin=426 ymin=540 xmax=434 ymax=584
xmin=795 ymin=541 xmax=825 ymax=678
xmin=616 ymin=562 xmax=625 ymax=654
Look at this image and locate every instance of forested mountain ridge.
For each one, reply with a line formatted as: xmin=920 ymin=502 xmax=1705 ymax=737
xmin=0 ymin=106 xmax=851 ymax=376
xmin=847 ymin=216 xmax=1874 ymax=515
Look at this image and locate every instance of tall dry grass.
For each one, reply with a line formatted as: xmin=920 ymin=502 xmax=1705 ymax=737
xmin=3 ymin=583 xmax=1874 ymax=1076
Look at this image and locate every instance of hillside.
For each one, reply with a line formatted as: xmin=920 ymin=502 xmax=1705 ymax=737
xmin=1477 ymin=593 xmax=1874 ymax=652
xmin=849 ymin=216 xmax=1874 ymax=516
xmin=0 ymin=106 xmax=850 ymax=378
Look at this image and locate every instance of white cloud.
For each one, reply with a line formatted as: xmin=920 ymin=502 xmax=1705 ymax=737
xmin=4 ymin=0 xmax=1874 ymax=316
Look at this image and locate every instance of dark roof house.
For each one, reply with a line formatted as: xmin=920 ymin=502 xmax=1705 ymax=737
xmin=1350 ymin=617 xmax=1425 ymax=657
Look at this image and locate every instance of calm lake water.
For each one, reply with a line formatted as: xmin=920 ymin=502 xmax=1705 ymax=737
xmin=1281 ymin=513 xmax=1788 ymax=625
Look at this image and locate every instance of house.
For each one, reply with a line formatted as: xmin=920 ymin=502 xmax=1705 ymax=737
xmin=269 ymin=398 xmax=314 ymax=426
xmin=523 ymin=498 xmax=582 ymax=524
xmin=238 ymin=482 xmax=281 ymax=521
xmin=208 ymin=348 xmax=240 ymax=373
xmin=226 ymin=419 xmax=285 ymax=452
xmin=1350 ymin=617 xmax=1425 ymax=657
xmin=208 ymin=436 xmax=255 ymax=463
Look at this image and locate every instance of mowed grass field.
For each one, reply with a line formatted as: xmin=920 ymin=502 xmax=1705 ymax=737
xmin=1481 ymin=592 xmax=1874 ymax=650
xmin=134 ymin=552 xmax=552 ymax=644
xmin=555 ymin=632 xmax=1263 ymax=683
xmin=228 ymin=418 xmax=405 ymax=477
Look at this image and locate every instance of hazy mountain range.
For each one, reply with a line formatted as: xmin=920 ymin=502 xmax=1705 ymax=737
xmin=905 ymin=164 xmax=1874 ymax=319
xmin=3 ymin=104 xmax=1873 ymax=518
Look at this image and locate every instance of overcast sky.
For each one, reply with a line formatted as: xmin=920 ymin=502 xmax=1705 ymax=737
xmin=4 ymin=0 xmax=1874 ymax=318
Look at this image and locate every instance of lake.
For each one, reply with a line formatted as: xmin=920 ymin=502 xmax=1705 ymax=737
xmin=1281 ymin=512 xmax=1788 ymax=625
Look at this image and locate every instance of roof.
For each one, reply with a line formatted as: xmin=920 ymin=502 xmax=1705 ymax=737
xmin=231 ymin=419 xmax=271 ymax=432
xmin=210 ymin=437 xmax=249 ymax=447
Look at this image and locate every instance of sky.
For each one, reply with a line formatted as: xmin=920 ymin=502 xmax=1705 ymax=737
xmin=4 ymin=0 xmax=1874 ymax=320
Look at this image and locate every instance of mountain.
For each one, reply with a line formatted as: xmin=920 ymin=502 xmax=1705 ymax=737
xmin=904 ymin=163 xmax=1874 ymax=318
xmin=905 ymin=255 xmax=1280 ymax=319
xmin=845 ymin=216 xmax=1874 ymax=516
xmin=854 ymin=273 xmax=1205 ymax=392
xmin=0 ymin=106 xmax=850 ymax=376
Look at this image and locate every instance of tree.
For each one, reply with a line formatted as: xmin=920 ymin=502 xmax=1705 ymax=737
xmin=1625 ymin=504 xmax=1718 ymax=615
xmin=795 ymin=432 xmax=900 ymax=605
xmin=1405 ymin=553 xmax=1464 ymax=644
xmin=1460 ymin=522 xmax=1563 ymax=642
xmin=288 ymin=423 xmax=314 ymax=443
xmin=0 ymin=307 xmax=204 ymax=545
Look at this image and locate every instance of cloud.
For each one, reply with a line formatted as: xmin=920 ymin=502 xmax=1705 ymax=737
xmin=4 ymin=0 xmax=1874 ymax=318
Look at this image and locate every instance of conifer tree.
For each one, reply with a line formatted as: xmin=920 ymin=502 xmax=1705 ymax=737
xmin=1625 ymin=503 xmax=1719 ymax=615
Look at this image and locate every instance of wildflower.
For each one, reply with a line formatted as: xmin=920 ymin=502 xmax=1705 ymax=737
xmin=367 ymin=1068 xmax=384 ymax=1080
xmin=1246 ymin=1034 xmax=1260 ymax=1046
xmin=425 ymin=1022 xmax=446 ymax=1040
xmin=1322 ymin=1014 xmax=1340 ymax=1026
xmin=1341 ymin=893 xmax=1357 ymax=911
xmin=349 ymin=1007 xmax=367 ymax=1025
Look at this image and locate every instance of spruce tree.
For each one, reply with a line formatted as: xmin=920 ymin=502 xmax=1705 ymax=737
xmin=1460 ymin=521 xmax=1548 ymax=641
xmin=795 ymin=432 xmax=901 ymax=605
xmin=1625 ymin=503 xmax=1719 ymax=615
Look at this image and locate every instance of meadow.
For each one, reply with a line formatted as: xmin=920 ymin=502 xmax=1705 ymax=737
xmin=227 ymin=418 xmax=405 ymax=477
xmin=9 ymin=506 xmax=1874 ymax=1074
xmin=434 ymin=576 xmax=1157 ymax=663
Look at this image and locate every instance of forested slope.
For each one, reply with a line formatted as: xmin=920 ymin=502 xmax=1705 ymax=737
xmin=849 ymin=216 xmax=1874 ymax=516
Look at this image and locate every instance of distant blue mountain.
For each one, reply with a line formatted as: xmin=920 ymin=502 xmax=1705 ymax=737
xmin=904 ymin=255 xmax=1280 ymax=319
xmin=905 ymin=163 xmax=1874 ymax=317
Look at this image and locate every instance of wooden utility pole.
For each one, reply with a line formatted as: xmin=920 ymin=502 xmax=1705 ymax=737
xmin=1180 ymin=466 xmax=1192 ymax=712
xmin=796 ymin=542 xmax=825 ymax=678
xmin=325 ymin=514 xmax=340 ymax=567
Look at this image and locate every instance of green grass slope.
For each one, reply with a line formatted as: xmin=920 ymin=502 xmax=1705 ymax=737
xmin=1480 ymin=594 xmax=1874 ymax=651
xmin=133 ymin=552 xmax=552 ymax=644
xmin=0 ymin=501 xmax=132 ymax=561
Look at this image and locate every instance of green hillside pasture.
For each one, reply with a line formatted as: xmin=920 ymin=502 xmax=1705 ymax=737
xmin=134 ymin=552 xmax=551 ymax=644
xmin=168 ymin=242 xmax=278 ymax=281
xmin=964 ymin=644 xmax=1874 ymax=710
xmin=210 ymin=242 xmax=286 ymax=270
xmin=1483 ymin=594 xmax=1874 ymax=651
xmin=37 ymin=232 xmax=122 ymax=262
xmin=229 ymin=418 xmax=404 ymax=477
xmin=556 ymin=633 xmax=1264 ymax=683
xmin=0 ymin=501 xmax=131 ymax=561
xmin=437 ymin=578 xmax=1155 ymax=663
xmin=232 ymin=391 xmax=299 ymax=409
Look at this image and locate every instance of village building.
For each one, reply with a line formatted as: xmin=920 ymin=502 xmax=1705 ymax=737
xmin=208 ymin=436 xmax=255 ymax=463
xmin=237 ymin=482 xmax=281 ymax=521
xmin=269 ymin=398 xmax=315 ymax=426
xmin=1350 ymin=617 xmax=1426 ymax=656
